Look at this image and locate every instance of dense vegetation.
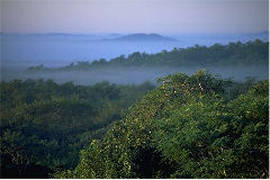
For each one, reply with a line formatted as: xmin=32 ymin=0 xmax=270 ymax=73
xmin=0 ymin=79 xmax=155 ymax=178
xmin=2 ymin=38 xmax=269 ymax=178
xmin=28 ymin=39 xmax=268 ymax=71
xmin=54 ymin=71 xmax=269 ymax=178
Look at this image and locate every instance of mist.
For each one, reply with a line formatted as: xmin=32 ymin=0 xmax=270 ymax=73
xmin=1 ymin=32 xmax=268 ymax=85
xmin=1 ymin=64 xmax=267 ymax=86
xmin=1 ymin=32 xmax=268 ymax=66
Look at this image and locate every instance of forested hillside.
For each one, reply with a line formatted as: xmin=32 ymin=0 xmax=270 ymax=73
xmin=55 ymin=71 xmax=269 ymax=178
xmin=0 ymin=80 xmax=154 ymax=178
xmin=1 ymin=39 xmax=269 ymax=178
xmin=28 ymin=39 xmax=268 ymax=71
xmin=2 ymin=0 xmax=268 ymax=178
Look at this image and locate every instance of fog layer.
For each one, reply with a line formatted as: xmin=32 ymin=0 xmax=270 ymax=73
xmin=1 ymin=65 xmax=268 ymax=85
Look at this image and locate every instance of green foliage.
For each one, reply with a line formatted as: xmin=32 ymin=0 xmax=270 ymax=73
xmin=57 ymin=71 xmax=268 ymax=178
xmin=0 ymin=79 xmax=154 ymax=178
xmin=28 ymin=40 xmax=268 ymax=71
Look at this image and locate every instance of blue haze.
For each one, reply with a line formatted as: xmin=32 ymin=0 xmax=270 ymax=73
xmin=1 ymin=32 xmax=268 ymax=84
xmin=1 ymin=32 xmax=268 ymax=67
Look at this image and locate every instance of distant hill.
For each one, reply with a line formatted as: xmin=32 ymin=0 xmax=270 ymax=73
xmin=27 ymin=39 xmax=268 ymax=72
xmin=107 ymin=33 xmax=177 ymax=42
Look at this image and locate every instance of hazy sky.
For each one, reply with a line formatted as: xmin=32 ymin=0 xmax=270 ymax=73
xmin=1 ymin=0 xmax=269 ymax=34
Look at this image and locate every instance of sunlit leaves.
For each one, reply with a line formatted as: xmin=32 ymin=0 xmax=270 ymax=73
xmin=61 ymin=71 xmax=268 ymax=178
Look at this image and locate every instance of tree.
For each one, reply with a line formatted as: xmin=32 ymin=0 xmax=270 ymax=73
xmin=55 ymin=71 xmax=269 ymax=178
xmin=0 ymin=79 xmax=154 ymax=178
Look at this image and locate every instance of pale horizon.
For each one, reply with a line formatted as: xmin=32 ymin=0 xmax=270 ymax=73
xmin=1 ymin=0 xmax=268 ymax=34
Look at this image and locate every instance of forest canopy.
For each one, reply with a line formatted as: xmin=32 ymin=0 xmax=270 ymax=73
xmin=0 ymin=79 xmax=155 ymax=178
xmin=1 ymin=39 xmax=269 ymax=178
xmin=28 ymin=39 xmax=268 ymax=71
xmin=54 ymin=71 xmax=269 ymax=178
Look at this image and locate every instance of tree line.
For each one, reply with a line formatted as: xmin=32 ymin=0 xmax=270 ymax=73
xmin=28 ymin=39 xmax=268 ymax=71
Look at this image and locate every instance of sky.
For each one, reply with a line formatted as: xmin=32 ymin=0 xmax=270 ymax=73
xmin=0 ymin=0 xmax=269 ymax=34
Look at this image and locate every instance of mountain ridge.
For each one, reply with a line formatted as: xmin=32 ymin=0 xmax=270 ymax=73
xmin=105 ymin=33 xmax=177 ymax=42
